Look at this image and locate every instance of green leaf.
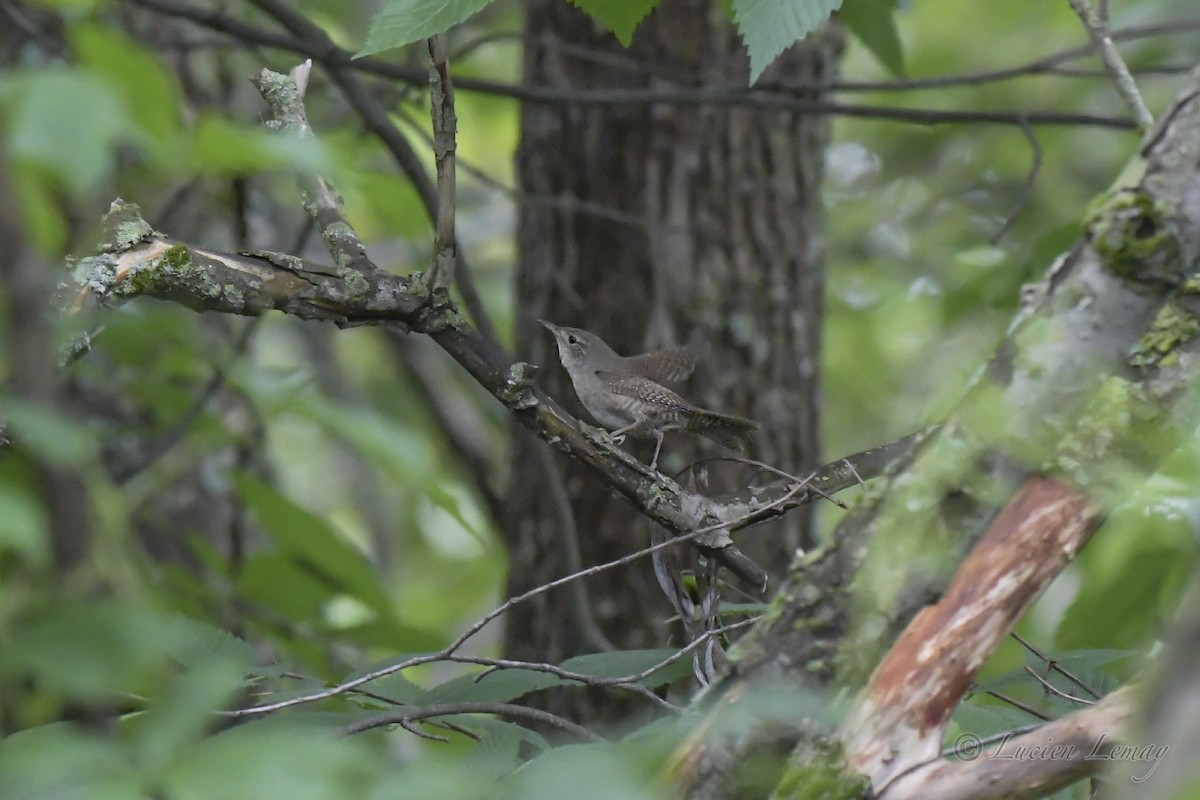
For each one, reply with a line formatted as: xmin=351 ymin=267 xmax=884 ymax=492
xmin=0 ymin=483 xmax=48 ymax=562
xmin=235 ymin=552 xmax=344 ymax=620
xmin=347 ymin=658 xmax=427 ymax=705
xmin=560 ymin=648 xmax=691 ymax=688
xmin=1057 ymin=546 xmax=1191 ymax=651
xmin=503 ymin=742 xmax=666 ymax=800
xmin=190 ymin=114 xmax=328 ymax=175
xmin=465 ymin=719 xmax=549 ymax=776
xmin=171 ymin=618 xmax=261 ymax=673
xmin=1 ymin=602 xmax=196 ymax=700
xmin=732 ymin=0 xmax=842 ymax=83
xmin=1 ymin=396 xmax=99 ymax=467
xmin=127 ymin=660 xmax=247 ymax=774
xmin=838 ymin=0 xmax=904 ymax=76
xmin=11 ymin=162 xmax=69 ymax=253
xmin=948 ymin=701 xmax=1040 ymax=741
xmin=420 ymin=668 xmax=570 ymax=704
xmin=295 ymin=397 xmax=487 ymax=544
xmin=3 ymin=68 xmax=132 ymax=194
xmin=71 ymin=23 xmax=182 ymax=140
xmin=0 ymin=724 xmax=139 ymax=800
xmin=164 ymin=718 xmax=383 ymax=800
xmin=567 ymin=0 xmax=661 ymax=46
xmin=358 ymin=0 xmax=495 ymax=57
xmin=235 ymin=475 xmax=392 ymax=613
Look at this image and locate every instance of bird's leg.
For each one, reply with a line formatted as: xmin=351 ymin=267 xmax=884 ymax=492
xmin=609 ymin=420 xmax=644 ymax=445
xmin=649 ymin=430 xmax=665 ymax=472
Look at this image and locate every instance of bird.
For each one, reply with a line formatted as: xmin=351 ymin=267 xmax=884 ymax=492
xmin=539 ymin=320 xmax=758 ymax=471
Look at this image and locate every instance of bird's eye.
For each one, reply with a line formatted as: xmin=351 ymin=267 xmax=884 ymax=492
xmin=567 ymin=335 xmax=578 ymax=345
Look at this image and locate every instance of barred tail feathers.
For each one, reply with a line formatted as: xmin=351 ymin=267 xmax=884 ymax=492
xmin=687 ymin=409 xmax=758 ymax=451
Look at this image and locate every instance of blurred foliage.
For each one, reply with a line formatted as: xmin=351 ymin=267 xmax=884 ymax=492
xmin=1 ymin=0 xmax=1198 ymax=796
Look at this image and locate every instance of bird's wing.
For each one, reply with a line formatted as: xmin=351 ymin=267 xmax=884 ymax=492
xmin=627 ymin=340 xmax=707 ymax=384
xmin=597 ymin=372 xmax=696 ymax=414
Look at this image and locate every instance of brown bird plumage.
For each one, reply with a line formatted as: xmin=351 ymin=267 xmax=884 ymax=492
xmin=540 ymin=320 xmax=757 ymax=470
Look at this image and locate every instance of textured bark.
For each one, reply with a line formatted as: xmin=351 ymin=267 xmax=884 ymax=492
xmin=674 ymin=77 xmax=1200 ymax=798
xmin=505 ymin=0 xmax=841 ymax=723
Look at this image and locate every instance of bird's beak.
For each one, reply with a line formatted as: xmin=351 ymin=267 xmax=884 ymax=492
xmin=538 ymin=319 xmax=558 ymax=333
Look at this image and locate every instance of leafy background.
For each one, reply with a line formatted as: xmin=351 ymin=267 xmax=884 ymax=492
xmin=2 ymin=0 xmax=1198 ymax=796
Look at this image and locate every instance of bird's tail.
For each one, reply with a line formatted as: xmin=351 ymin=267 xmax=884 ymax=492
xmin=687 ymin=409 xmax=758 ymax=451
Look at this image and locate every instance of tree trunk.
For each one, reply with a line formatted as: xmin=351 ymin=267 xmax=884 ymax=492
xmin=504 ymin=0 xmax=842 ymax=724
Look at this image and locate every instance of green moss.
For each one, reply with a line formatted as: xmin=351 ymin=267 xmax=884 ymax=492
xmin=222 ymin=284 xmax=245 ymax=309
xmin=419 ymin=287 xmax=469 ymax=331
xmin=255 ymin=70 xmax=303 ymax=126
xmin=1129 ymin=303 xmax=1200 ymax=368
xmin=98 ymin=199 xmax=157 ymax=253
xmin=335 ymin=264 xmax=371 ymax=301
xmin=161 ymin=243 xmax=191 ymax=270
xmin=1086 ymin=189 xmax=1177 ymax=279
xmin=772 ymin=738 xmax=868 ymax=800
xmin=407 ymin=270 xmax=432 ymax=300
xmin=1049 ymin=376 xmax=1165 ymax=490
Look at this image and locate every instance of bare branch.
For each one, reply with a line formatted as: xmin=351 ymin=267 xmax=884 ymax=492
xmin=244 ymin=0 xmax=501 ymax=346
xmin=881 ymin=688 xmax=1136 ymax=800
xmin=126 ymin=0 xmax=1138 ymax=131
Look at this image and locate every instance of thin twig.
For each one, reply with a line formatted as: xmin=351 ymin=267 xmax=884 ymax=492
xmin=452 ymin=616 xmax=758 ymax=691
xmin=113 ymin=318 xmax=260 ymax=483
xmin=1023 ymin=665 xmax=1095 ymax=706
xmin=340 ymin=701 xmax=604 ymax=741
xmin=991 ymin=117 xmax=1043 ymax=244
xmin=426 ymin=32 xmax=457 ymax=291
xmin=534 ymin=445 xmax=617 ymax=653
xmin=1010 ymin=631 xmax=1103 ymax=700
xmin=229 ymin=483 xmax=805 ymax=718
xmin=126 ymin=0 xmax=1137 ymax=131
xmin=1068 ymin=0 xmax=1154 ymax=131
xmin=983 ymin=690 xmax=1052 ymax=722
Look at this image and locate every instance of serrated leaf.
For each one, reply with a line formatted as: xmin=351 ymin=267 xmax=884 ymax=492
xmin=421 ymin=669 xmax=571 ymax=704
xmin=733 ymin=0 xmax=842 ymax=83
xmin=171 ymin=618 xmax=260 ymax=672
xmin=465 ymin=720 xmax=524 ymax=776
xmin=568 ymin=0 xmax=661 ymax=46
xmin=560 ymin=648 xmax=690 ymax=688
xmin=359 ymin=0 xmax=495 ymax=57
xmin=838 ymin=0 xmax=904 ymax=76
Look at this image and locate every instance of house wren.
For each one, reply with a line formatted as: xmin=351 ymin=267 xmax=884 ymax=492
xmin=540 ymin=320 xmax=758 ymax=471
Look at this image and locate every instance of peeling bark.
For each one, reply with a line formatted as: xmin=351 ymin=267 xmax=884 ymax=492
xmin=675 ymin=74 xmax=1200 ymax=800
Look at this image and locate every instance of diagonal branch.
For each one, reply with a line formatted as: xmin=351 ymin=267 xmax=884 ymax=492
xmin=75 ymin=207 xmax=918 ymax=589
xmin=1068 ymin=0 xmax=1154 ymax=131
xmin=882 ymin=687 xmax=1136 ymax=800
xmin=840 ymin=477 xmax=1101 ymax=793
